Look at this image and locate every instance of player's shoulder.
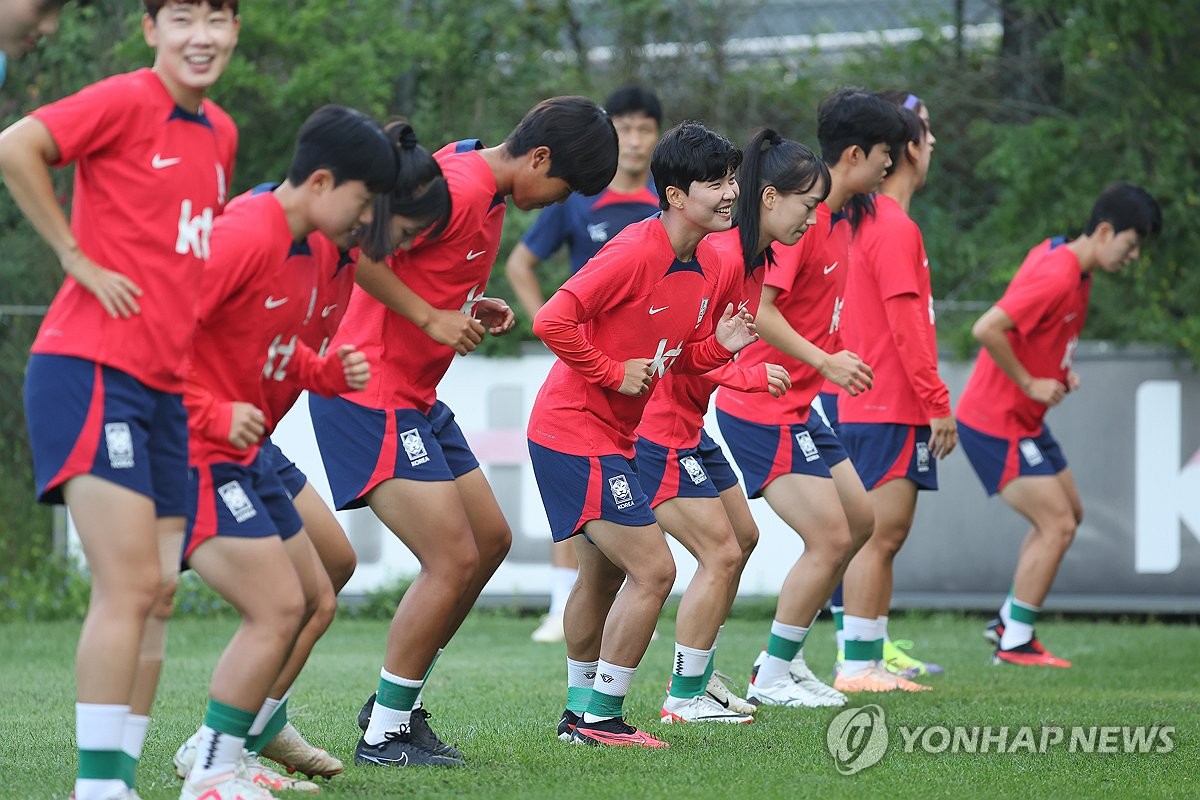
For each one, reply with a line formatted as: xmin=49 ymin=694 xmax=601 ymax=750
xmin=200 ymin=97 xmax=238 ymax=138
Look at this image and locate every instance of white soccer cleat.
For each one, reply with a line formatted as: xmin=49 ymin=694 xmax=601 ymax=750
xmin=530 ymin=612 xmax=565 ymax=643
xmin=259 ymin=723 xmax=344 ymax=779
xmin=660 ymin=694 xmax=754 ymax=724
xmin=746 ymin=673 xmax=846 ymax=708
xmin=179 ymin=770 xmax=276 ymax=800
xmin=705 ymin=670 xmax=757 ymax=715
xmin=789 ymin=652 xmax=848 ymax=705
xmin=174 ymin=732 xmax=320 ymax=793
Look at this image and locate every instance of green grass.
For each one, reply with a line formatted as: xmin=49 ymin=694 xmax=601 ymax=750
xmin=2 ymin=612 xmax=1197 ymax=799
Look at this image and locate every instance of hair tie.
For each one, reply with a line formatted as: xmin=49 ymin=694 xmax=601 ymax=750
xmin=398 ymin=126 xmax=419 ymax=150
xmin=903 ymin=93 xmax=921 ymax=110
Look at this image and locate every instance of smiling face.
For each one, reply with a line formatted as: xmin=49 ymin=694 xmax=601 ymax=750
xmin=0 ymin=0 xmax=63 ymax=57
xmin=671 ymin=168 xmax=739 ymax=234
xmin=143 ymin=1 xmax=238 ymax=112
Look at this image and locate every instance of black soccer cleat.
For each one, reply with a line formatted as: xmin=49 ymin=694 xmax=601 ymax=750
xmin=557 ymin=709 xmax=580 ymax=742
xmin=356 ymin=692 xmax=375 ymax=732
xmin=410 ymin=707 xmax=463 ymax=760
xmin=353 ymin=727 xmax=464 ymax=768
xmin=983 ymin=617 xmax=1005 ymax=646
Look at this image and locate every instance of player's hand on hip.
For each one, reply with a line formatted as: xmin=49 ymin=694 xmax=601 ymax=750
xmin=821 ymin=350 xmax=874 ymax=395
xmin=618 ymin=358 xmax=654 ymax=397
xmin=1066 ymin=371 xmax=1081 ymax=392
xmin=928 ymin=414 xmax=958 ymax=458
xmin=65 ymin=252 xmax=142 ymax=319
xmin=228 ymin=402 xmax=266 ymax=449
xmin=764 ymin=363 xmax=791 ymax=397
xmin=473 ymin=296 xmax=516 ymax=335
xmin=423 ymin=309 xmax=485 ymax=355
xmin=337 ymin=344 xmax=370 ymax=390
xmin=715 ymin=303 xmax=759 ymax=353
xmin=1025 ymin=377 xmax=1067 ymax=407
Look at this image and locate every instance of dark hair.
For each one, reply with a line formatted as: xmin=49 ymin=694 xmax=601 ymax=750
xmin=505 ymin=96 xmax=618 ymax=196
xmin=285 ymin=105 xmax=397 ymax=195
xmin=651 ymin=121 xmax=742 ymax=211
xmin=816 ymin=87 xmax=906 ymax=166
xmin=604 ymin=85 xmax=663 ymax=126
xmin=1084 ymin=182 xmax=1162 ymax=239
xmin=144 ymin=0 xmax=238 ymax=16
xmin=359 ymin=122 xmax=452 ymax=261
xmin=736 ymin=128 xmax=830 ymax=276
xmin=846 ymin=93 xmax=928 ymax=231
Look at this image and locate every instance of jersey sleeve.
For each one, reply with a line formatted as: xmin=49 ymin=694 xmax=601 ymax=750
xmin=521 ymin=203 xmax=569 ymax=260
xmin=532 ymin=289 xmax=625 ymax=389
xmin=996 ymin=260 xmax=1075 ymax=337
xmin=765 ymin=232 xmax=812 ymax=296
xmin=32 ymin=76 xmax=144 ymax=167
xmin=290 ymin=341 xmax=358 ymax=397
xmin=882 ymin=293 xmax=951 ymax=417
xmin=874 ymin=219 xmax=924 ymax=300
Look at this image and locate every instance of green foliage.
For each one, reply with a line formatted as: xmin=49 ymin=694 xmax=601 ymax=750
xmin=338 ymin=574 xmax=413 ymax=620
xmin=0 ymin=556 xmax=90 ymax=623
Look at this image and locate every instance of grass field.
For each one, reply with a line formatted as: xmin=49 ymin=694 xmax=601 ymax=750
xmin=2 ymin=611 xmax=1197 ymax=799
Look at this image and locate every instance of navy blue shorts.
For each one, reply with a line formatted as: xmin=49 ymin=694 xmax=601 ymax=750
xmin=814 ymin=391 xmax=840 ymax=433
xmin=309 ymin=395 xmax=479 ymax=510
xmin=635 ymin=428 xmax=740 ymax=507
xmin=957 ymin=420 xmax=1068 ymax=496
xmin=839 ymin=423 xmax=938 ymax=491
xmin=261 ymin=437 xmax=308 ymax=498
xmin=24 ymin=354 xmax=188 ymax=515
xmin=715 ymin=407 xmax=848 ymax=498
xmin=528 ymin=441 xmax=657 ymax=542
xmin=183 ymin=449 xmax=304 ymax=562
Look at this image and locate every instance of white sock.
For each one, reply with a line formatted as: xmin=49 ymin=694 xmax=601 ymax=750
xmin=1000 ymin=598 xmax=1038 ymax=650
xmin=583 ymin=661 xmax=636 ymax=723
xmin=247 ymin=697 xmax=282 ymax=739
xmin=122 ymin=714 xmax=150 ymax=761
xmin=364 ymin=669 xmax=422 ymax=745
xmin=842 ymin=615 xmax=876 ymax=676
xmin=187 ymin=724 xmax=245 ymax=784
xmin=75 ymin=703 xmax=128 ymax=800
xmin=567 ymin=657 xmax=599 ymax=689
xmin=877 ymin=614 xmax=889 ymax=643
xmin=549 ymin=567 xmax=577 ymax=616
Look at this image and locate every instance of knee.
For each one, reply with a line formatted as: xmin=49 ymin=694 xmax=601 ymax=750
xmin=478 ymin=523 xmax=512 ymax=571
xmin=703 ymin=536 xmax=743 ymax=580
xmin=736 ymin=523 xmax=760 ymax=561
xmin=426 ymin=536 xmax=480 ymax=585
xmin=149 ymin=571 xmax=179 ymax=621
xmin=326 ymin=549 xmax=357 ymax=594
xmin=849 ymin=510 xmax=875 ymax=551
xmin=631 ymin=557 xmax=676 ymax=602
xmin=813 ymin=527 xmax=856 ymax=568
xmin=309 ymin=583 xmax=338 ymax=634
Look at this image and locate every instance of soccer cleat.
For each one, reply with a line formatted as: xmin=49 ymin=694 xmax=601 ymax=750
xmin=179 ymin=771 xmax=276 ymax=800
xmin=173 ymin=733 xmax=320 ymax=793
xmin=355 ymin=693 xmax=374 ymax=732
xmin=832 ymin=648 xmax=844 ymax=681
xmin=706 ymin=670 xmax=757 ymax=715
xmin=70 ymin=789 xmax=143 ymax=800
xmin=885 ymin=666 xmax=935 ymax=692
xmin=788 ymin=652 xmax=848 ymax=705
xmin=354 ymin=728 xmax=465 ymax=767
xmin=993 ymin=639 xmax=1071 ymax=668
xmin=746 ymin=674 xmax=843 ymax=708
xmin=259 ymin=723 xmax=343 ymax=780
xmin=557 ymin=709 xmax=580 ymax=741
xmin=531 ymin=612 xmax=566 ymax=643
xmin=883 ymin=639 xmax=945 ymax=678
xmin=409 ymin=707 xmax=463 ymax=761
xmin=983 ymin=616 xmax=1005 ymax=646
xmin=660 ymin=694 xmax=754 ymax=724
xmin=570 ymin=717 xmax=669 ymax=748
xmin=833 ymin=664 xmax=899 ymax=693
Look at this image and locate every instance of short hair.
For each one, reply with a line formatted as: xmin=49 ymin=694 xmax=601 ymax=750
xmin=651 ymin=121 xmax=742 ymax=211
xmin=360 ymin=121 xmax=452 ymax=261
xmin=1084 ymin=182 xmax=1162 ymax=239
xmin=504 ymin=96 xmax=618 ymax=196
xmin=144 ymin=0 xmax=239 ymax=17
xmin=736 ymin=128 xmax=830 ymax=275
xmin=846 ymin=92 xmax=928 ymax=231
xmin=604 ymin=85 xmax=663 ymax=126
xmin=285 ymin=105 xmax=397 ymax=195
xmin=816 ymin=87 xmax=906 ymax=166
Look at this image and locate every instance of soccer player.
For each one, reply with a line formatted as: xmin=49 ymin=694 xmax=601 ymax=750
xmin=529 ymin=120 xmax=761 ymax=747
xmin=715 ymin=88 xmax=925 ymax=701
xmin=176 ymin=104 xmax=394 ymax=800
xmin=0 ymin=0 xmax=87 ymax=87
xmin=958 ymin=182 xmax=1161 ymax=668
xmin=505 ymin=85 xmax=663 ymax=644
xmin=835 ymin=92 xmax=956 ymax=681
xmin=171 ymin=120 xmax=451 ymax=787
xmin=0 ymin=3 xmax=238 ymax=798
xmin=637 ymin=128 xmax=830 ymax=722
xmin=310 ymin=96 xmax=619 ymax=768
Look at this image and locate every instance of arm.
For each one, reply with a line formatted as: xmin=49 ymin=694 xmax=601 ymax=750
xmin=354 ymin=254 xmax=485 ymax=355
xmin=291 ymin=342 xmax=370 ymax=397
xmin=883 ymin=293 xmax=955 ymax=456
xmin=972 ymin=305 xmax=1066 ymax=407
xmin=533 ymin=289 xmax=651 ymax=395
xmin=0 ymin=117 xmax=141 ymax=317
xmin=755 ymin=286 xmax=873 ymax=394
xmin=706 ymin=361 xmax=792 ymax=396
xmin=504 ymin=241 xmax=547 ymax=320
xmin=183 ymin=370 xmax=264 ymax=449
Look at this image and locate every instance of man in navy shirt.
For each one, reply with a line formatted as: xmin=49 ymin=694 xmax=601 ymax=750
xmin=505 ymin=85 xmax=662 ymax=643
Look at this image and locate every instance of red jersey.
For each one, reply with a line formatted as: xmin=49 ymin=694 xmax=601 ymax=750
xmin=333 ymin=141 xmax=505 ymax=412
xmin=30 ymin=68 xmax=238 ymax=393
xmin=527 ymin=216 xmax=733 ymax=457
xmin=636 ymin=227 xmax=768 ymax=448
xmin=956 ymin=238 xmax=1089 ymax=438
xmin=715 ymin=203 xmax=849 ymax=424
xmin=839 ymin=195 xmax=949 ymax=424
xmin=185 ymin=192 xmax=355 ymax=466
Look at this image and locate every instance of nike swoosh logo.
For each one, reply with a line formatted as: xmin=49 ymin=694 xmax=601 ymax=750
xmin=264 ymin=296 xmax=288 ymax=309
xmin=152 ymin=153 xmax=182 ymax=169
xmin=358 ymin=752 xmax=408 ymax=766
xmin=823 ymin=261 xmax=839 ymax=275
xmin=1063 ymin=312 xmax=1078 ymax=323
xmin=321 ymin=304 xmax=337 ymax=318
xmin=649 ymin=305 xmax=669 ymax=315
xmin=466 ymin=249 xmax=487 ymax=261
